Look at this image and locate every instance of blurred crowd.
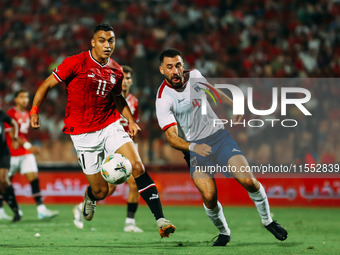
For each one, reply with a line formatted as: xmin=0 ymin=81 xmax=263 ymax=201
xmin=1 ymin=0 xmax=339 ymax=165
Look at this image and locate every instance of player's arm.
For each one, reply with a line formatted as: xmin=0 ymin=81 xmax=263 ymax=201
xmin=9 ymin=118 xmax=19 ymax=150
xmin=215 ymin=87 xmax=243 ymax=123
xmin=6 ymin=126 xmax=25 ymax=147
xmin=30 ymin=74 xmax=60 ymax=129
xmin=113 ymin=94 xmax=140 ymax=139
xmin=164 ymin=125 xmax=211 ymax=157
xmin=215 ymin=88 xmax=233 ymax=106
xmin=200 ymin=71 xmax=243 ymax=122
xmin=3 ymin=111 xmax=19 ymax=150
xmin=133 ymin=99 xmax=139 ymax=142
xmin=7 ymin=124 xmax=39 ymax=153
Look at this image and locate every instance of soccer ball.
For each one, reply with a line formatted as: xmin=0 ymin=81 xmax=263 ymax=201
xmin=101 ymin=154 xmax=132 ymax=184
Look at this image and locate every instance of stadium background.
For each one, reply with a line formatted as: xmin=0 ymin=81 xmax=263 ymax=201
xmin=1 ymin=0 xmax=340 ymax=207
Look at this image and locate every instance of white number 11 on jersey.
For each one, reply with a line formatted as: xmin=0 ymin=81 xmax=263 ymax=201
xmin=96 ymin=80 xmax=107 ymax=95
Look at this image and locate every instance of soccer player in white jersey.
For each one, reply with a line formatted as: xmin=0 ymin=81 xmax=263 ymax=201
xmin=155 ymin=48 xmax=287 ymax=246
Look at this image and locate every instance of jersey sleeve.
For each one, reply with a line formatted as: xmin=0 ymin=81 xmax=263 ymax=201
xmin=191 ymin=69 xmax=209 ymax=85
xmin=3 ymin=109 xmax=14 ymax=131
xmin=155 ymin=96 xmax=177 ymax=131
xmin=52 ymin=56 xmax=77 ymax=82
xmin=0 ymin=110 xmax=12 ymax=125
xmin=111 ymin=75 xmax=122 ymax=96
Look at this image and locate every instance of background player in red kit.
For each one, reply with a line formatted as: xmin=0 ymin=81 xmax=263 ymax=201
xmin=116 ymin=65 xmax=143 ymax=232
xmin=72 ymin=66 xmax=143 ymax=232
xmin=30 ymin=24 xmax=175 ymax=237
xmin=1 ymin=90 xmax=59 ymax=220
xmin=0 ymin=110 xmax=20 ymax=222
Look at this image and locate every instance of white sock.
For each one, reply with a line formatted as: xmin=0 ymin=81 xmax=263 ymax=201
xmin=78 ymin=202 xmax=83 ymax=210
xmin=37 ymin=204 xmax=46 ymax=213
xmin=125 ymin=217 xmax=135 ymax=225
xmin=248 ymin=183 xmax=273 ymax=226
xmin=204 ymin=201 xmax=231 ymax=236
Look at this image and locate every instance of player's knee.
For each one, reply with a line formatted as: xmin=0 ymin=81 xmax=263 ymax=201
xmin=242 ymin=178 xmax=259 ymax=192
xmin=107 ymin=184 xmax=117 ymax=196
xmin=0 ymin=178 xmax=6 ymax=190
xmin=91 ymin=186 xmax=108 ymax=200
xmin=128 ymin=181 xmax=138 ymax=193
xmin=0 ymin=171 xmax=9 ymax=186
xmin=131 ymin=161 xmax=145 ymax=177
xmin=203 ymin=199 xmax=217 ymax=209
xmin=202 ymin=191 xmax=217 ymax=208
xmin=0 ymin=175 xmax=5 ymax=184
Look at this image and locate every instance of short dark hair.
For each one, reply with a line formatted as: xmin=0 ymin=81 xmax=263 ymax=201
xmin=122 ymin=65 xmax=133 ymax=75
xmin=159 ymin=48 xmax=182 ymax=63
xmin=14 ymin=89 xmax=29 ymax=98
xmin=94 ymin=23 xmax=114 ymax=34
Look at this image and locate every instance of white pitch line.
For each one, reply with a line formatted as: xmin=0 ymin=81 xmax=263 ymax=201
xmin=0 ymin=223 xmax=72 ymax=228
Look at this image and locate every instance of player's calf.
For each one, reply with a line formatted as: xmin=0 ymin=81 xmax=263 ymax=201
xmin=130 ymin=160 xmax=145 ymax=178
xmin=134 ymin=170 xmax=176 ymax=237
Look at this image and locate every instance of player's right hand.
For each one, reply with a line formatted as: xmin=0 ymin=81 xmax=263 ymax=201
xmin=30 ymin=114 xmax=40 ymax=128
xmin=193 ymin=143 xmax=212 ymax=157
xmin=128 ymin=121 xmax=141 ymax=140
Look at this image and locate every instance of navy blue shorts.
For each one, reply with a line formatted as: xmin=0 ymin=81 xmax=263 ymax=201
xmin=183 ymin=129 xmax=244 ymax=178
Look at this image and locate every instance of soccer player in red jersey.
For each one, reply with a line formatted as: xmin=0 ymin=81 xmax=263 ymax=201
xmin=119 ymin=66 xmax=139 ymax=134
xmin=111 ymin=65 xmax=143 ymax=232
xmin=30 ymin=24 xmax=175 ymax=237
xmin=1 ymin=90 xmax=59 ymax=220
xmin=0 ymin=109 xmax=20 ymax=222
xmin=73 ymin=66 xmax=143 ymax=232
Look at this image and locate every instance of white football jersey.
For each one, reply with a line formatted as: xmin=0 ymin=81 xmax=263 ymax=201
xmin=155 ymin=69 xmax=223 ymax=141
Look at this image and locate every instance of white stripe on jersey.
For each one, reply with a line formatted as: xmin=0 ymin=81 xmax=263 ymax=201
xmin=155 ymin=69 xmax=223 ymax=141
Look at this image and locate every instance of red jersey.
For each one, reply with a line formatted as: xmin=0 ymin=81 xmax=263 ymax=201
xmin=52 ymin=50 xmax=123 ymax=135
xmin=5 ymin=107 xmax=31 ymax=156
xmin=120 ymin=93 xmax=139 ymax=132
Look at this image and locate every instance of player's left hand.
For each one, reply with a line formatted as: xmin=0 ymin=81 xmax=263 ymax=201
xmin=11 ymin=140 xmax=19 ymax=150
xmin=233 ymin=114 xmax=243 ymax=123
xmin=30 ymin=114 xmax=41 ymax=128
xmin=128 ymin=122 xmax=141 ymax=139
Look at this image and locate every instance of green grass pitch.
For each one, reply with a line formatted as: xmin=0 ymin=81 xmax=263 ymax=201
xmin=0 ymin=205 xmax=339 ymax=255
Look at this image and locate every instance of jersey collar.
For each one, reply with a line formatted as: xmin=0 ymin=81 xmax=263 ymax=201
xmin=88 ymin=50 xmax=109 ymax=67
